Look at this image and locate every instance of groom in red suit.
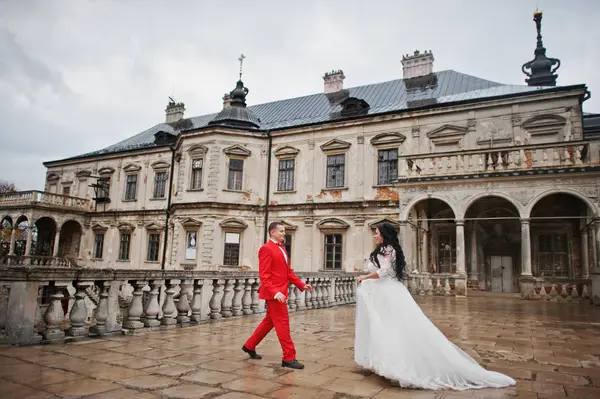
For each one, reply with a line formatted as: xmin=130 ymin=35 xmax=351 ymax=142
xmin=242 ymin=222 xmax=312 ymax=369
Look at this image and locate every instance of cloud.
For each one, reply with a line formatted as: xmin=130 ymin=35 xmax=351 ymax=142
xmin=0 ymin=0 xmax=599 ymax=190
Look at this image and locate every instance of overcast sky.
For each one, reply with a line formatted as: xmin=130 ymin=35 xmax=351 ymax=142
xmin=1 ymin=0 xmax=599 ymax=191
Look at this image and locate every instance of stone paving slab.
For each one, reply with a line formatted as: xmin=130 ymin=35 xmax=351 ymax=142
xmin=1 ymin=295 xmax=600 ymax=398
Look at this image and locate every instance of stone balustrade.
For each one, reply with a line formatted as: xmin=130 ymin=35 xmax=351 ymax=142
xmin=520 ymin=278 xmax=592 ymax=302
xmin=400 ymin=141 xmax=593 ymax=179
xmin=0 ymin=267 xmax=358 ymax=346
xmin=407 ymin=272 xmax=459 ymax=296
xmin=1 ymin=255 xmax=76 ymax=267
xmin=0 ymin=190 xmax=92 ymax=211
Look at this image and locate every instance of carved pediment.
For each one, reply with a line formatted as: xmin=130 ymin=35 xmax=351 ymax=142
xmin=91 ymin=223 xmax=108 ymax=231
xmin=181 ymin=218 xmax=202 ymax=228
xmin=274 ymin=146 xmax=300 ymax=158
xmin=223 ymin=144 xmax=251 ymax=157
xmin=145 ymin=222 xmax=164 ymax=231
xmin=522 ymin=114 xmax=566 ymax=136
xmin=46 ymin=173 xmax=60 ymax=182
xmin=98 ymin=166 xmax=115 ymax=175
xmin=320 ymin=139 xmax=351 ymax=153
xmin=76 ymin=170 xmax=92 ymax=178
xmin=117 ymin=222 xmax=135 ymax=232
xmin=151 ymin=161 xmax=170 ymax=170
xmin=370 ymin=132 xmax=406 ymax=147
xmin=219 ymin=218 xmax=248 ymax=230
xmin=426 ymin=124 xmax=468 ymax=145
xmin=123 ymin=163 xmax=142 ymax=173
xmin=187 ymin=144 xmax=209 ymax=155
xmin=317 ymin=218 xmax=350 ymax=231
xmin=279 ymin=220 xmax=298 ymax=231
xmin=368 ymin=218 xmax=401 ymax=231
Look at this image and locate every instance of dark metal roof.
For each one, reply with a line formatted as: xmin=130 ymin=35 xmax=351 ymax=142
xmin=583 ymin=113 xmax=600 ymax=136
xmin=51 ymin=70 xmax=578 ymax=163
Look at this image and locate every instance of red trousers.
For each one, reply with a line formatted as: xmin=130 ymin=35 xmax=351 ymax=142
xmin=244 ymin=299 xmax=296 ymax=361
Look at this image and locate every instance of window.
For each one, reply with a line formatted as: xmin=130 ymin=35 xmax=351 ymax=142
xmin=191 ymin=159 xmax=203 ymax=190
xmin=185 ymin=231 xmax=197 ymax=260
xmin=147 ymin=233 xmax=160 ymax=262
xmin=224 ymin=232 xmax=240 ymax=266
xmin=324 ymin=234 xmax=343 ymax=269
xmin=62 ymin=186 xmax=71 ymax=196
xmin=227 ymin=159 xmax=244 ymax=191
xmin=537 ymin=234 xmax=569 ymax=277
xmin=153 ymin=171 xmax=167 ymax=198
xmin=96 ymin=177 xmax=110 ymax=201
xmin=277 ymin=159 xmax=295 ymax=191
xmin=49 ymin=184 xmax=57 ymax=193
xmin=378 ymin=149 xmax=398 ymax=185
xmin=438 ymin=232 xmax=456 ymax=273
xmin=284 ymin=234 xmax=293 ymax=265
xmin=125 ymin=174 xmax=137 ymax=200
xmin=119 ymin=233 xmax=131 ymax=260
xmin=94 ymin=233 xmax=104 ymax=259
xmin=326 ymin=154 xmax=345 ymax=188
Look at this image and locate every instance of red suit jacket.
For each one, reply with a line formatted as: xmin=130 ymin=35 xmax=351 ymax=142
xmin=257 ymin=240 xmax=305 ymax=300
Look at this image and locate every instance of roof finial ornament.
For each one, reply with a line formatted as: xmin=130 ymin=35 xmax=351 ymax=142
xmin=238 ymin=54 xmax=246 ymax=81
xmin=521 ymin=9 xmax=561 ymax=87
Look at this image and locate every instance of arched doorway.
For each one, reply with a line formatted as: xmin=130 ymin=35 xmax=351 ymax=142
xmin=528 ymin=193 xmax=595 ymax=279
xmin=0 ymin=216 xmax=12 ymax=257
xmin=403 ymin=198 xmax=457 ymax=273
xmin=33 ymin=217 xmax=57 ymax=257
xmin=13 ymin=216 xmax=30 ymax=256
xmin=464 ymin=196 xmax=521 ymax=292
xmin=59 ymin=220 xmax=82 ymax=259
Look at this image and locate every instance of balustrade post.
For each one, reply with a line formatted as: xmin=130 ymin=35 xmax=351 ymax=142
xmin=210 ymin=279 xmax=225 ymax=319
xmin=90 ymin=281 xmax=111 ymax=336
xmin=52 ymin=229 xmax=61 ymax=257
xmin=232 ymin=279 xmax=244 ymax=316
xmin=8 ymin=228 xmax=16 ymax=256
xmin=161 ymin=280 xmax=178 ymax=328
xmin=5 ymin=281 xmax=45 ymax=345
xmin=143 ymin=280 xmax=163 ymax=328
xmin=67 ymin=281 xmax=93 ymax=338
xmin=42 ymin=282 xmax=69 ymax=342
xmin=177 ymin=279 xmax=192 ymax=325
xmin=288 ymin=284 xmax=296 ymax=312
xmin=190 ymin=279 xmax=204 ymax=323
xmin=242 ymin=278 xmax=253 ymax=315
xmin=294 ymin=285 xmax=302 ymax=310
xmin=250 ymin=279 xmax=260 ymax=314
xmin=304 ymin=278 xmax=313 ymax=309
xmin=124 ymin=281 xmax=147 ymax=329
xmin=220 ymin=278 xmax=234 ymax=318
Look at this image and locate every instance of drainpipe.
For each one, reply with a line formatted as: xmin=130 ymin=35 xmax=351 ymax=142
xmin=263 ymin=130 xmax=272 ymax=243
xmin=161 ymin=145 xmax=176 ymax=270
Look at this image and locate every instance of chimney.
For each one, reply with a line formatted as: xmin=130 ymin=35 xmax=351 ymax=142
xmin=402 ymin=50 xmax=434 ymax=79
xmin=165 ymin=98 xmax=185 ymax=123
xmin=222 ymin=93 xmax=232 ymax=108
xmin=323 ymin=70 xmax=345 ymax=94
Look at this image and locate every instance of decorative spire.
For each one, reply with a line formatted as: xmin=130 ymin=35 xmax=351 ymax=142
xmin=238 ymin=53 xmax=245 ymax=80
xmin=521 ymin=9 xmax=561 ymax=87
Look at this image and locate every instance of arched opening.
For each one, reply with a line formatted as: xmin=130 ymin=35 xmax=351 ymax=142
xmin=59 ymin=220 xmax=82 ymax=259
xmin=529 ymin=193 xmax=593 ymax=279
xmin=405 ymin=199 xmax=456 ymax=273
xmin=13 ymin=216 xmax=30 ymax=256
xmin=464 ymin=196 xmax=521 ymax=292
xmin=33 ymin=217 xmax=57 ymax=257
xmin=0 ymin=216 xmax=13 ymax=257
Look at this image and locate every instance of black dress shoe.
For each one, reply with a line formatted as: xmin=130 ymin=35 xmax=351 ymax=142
xmin=242 ymin=346 xmax=262 ymax=359
xmin=282 ymin=359 xmax=304 ymax=369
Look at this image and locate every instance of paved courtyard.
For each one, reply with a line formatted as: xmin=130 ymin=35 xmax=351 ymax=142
xmin=1 ymin=294 xmax=600 ymax=399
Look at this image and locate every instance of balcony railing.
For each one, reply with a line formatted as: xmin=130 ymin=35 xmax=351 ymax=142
xmin=0 ymin=190 xmax=92 ymax=211
xmin=400 ymin=141 xmax=594 ymax=179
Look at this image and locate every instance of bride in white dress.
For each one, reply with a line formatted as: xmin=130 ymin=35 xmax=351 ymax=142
xmin=354 ymin=223 xmax=516 ymax=391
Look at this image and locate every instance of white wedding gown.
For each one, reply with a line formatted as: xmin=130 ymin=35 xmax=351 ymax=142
xmin=354 ymin=247 xmax=516 ymax=391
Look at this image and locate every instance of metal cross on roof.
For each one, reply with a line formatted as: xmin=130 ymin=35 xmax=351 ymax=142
xmin=238 ymin=54 xmax=245 ymax=80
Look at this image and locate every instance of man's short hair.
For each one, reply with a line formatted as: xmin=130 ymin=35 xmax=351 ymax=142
xmin=268 ymin=221 xmax=283 ymax=233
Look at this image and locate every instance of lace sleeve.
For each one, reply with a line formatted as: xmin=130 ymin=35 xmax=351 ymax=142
xmin=376 ymin=246 xmax=396 ymax=278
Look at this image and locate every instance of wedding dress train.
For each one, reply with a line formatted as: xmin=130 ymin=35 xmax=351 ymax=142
xmin=354 ymin=248 xmax=516 ymax=390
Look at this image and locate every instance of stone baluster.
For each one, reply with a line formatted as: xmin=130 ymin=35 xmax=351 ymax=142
xmin=288 ymin=284 xmax=296 ymax=311
xmin=508 ymin=151 xmax=516 ymax=169
xmin=310 ymin=278 xmax=319 ymax=308
xmin=348 ymin=278 xmax=355 ymax=302
xmin=427 ymin=158 xmax=435 ymax=174
xmin=419 ymin=275 xmax=426 ymax=296
xmin=242 ymin=278 xmax=253 ymax=315
xmin=42 ymin=283 xmax=69 ymax=341
xmin=542 ymin=149 xmax=549 ymax=167
xmin=570 ymin=284 xmax=579 ymax=301
xmin=124 ymin=281 xmax=147 ymax=329
xmin=426 ymin=276 xmax=433 ymax=295
xmin=316 ymin=278 xmax=324 ymax=308
xmin=304 ymin=278 xmax=313 ymax=309
xmin=161 ymin=280 xmax=177 ymax=328
xmin=444 ymin=278 xmax=451 ymax=296
xmin=582 ymin=284 xmax=590 ymax=300
xmin=322 ymin=278 xmax=330 ymax=307
xmin=564 ymin=147 xmax=572 ymax=166
xmin=177 ymin=279 xmax=192 ymax=325
xmin=144 ymin=280 xmax=163 ymax=328
xmin=67 ymin=281 xmax=93 ymax=337
xmin=232 ymin=279 xmax=244 ymax=316
xmin=294 ymin=286 xmax=303 ymax=310
xmin=549 ymin=284 xmax=558 ymax=301
xmin=559 ymin=284 xmax=568 ymax=301
xmin=250 ymin=279 xmax=260 ymax=314
xmin=221 ymin=279 xmax=234 ymax=318
xmin=190 ymin=279 xmax=204 ymax=323
xmin=575 ymin=146 xmax=583 ymax=165
xmin=91 ymin=281 xmax=110 ymax=336
xmin=210 ymin=279 xmax=224 ymax=319
xmin=342 ymin=278 xmax=350 ymax=303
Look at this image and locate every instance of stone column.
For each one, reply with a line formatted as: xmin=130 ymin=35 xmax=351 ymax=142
xmin=24 ymin=223 xmax=33 ymax=256
xmin=422 ymin=226 xmax=429 ymax=273
xmin=469 ymin=225 xmax=478 ymax=281
xmin=582 ymin=228 xmax=590 ymax=278
xmin=595 ymin=219 xmax=600 ymax=269
xmin=521 ymin=219 xmax=532 ymax=276
xmin=399 ymin=221 xmax=412 ymax=270
xmin=454 ymin=219 xmax=467 ymax=297
xmin=412 ymin=225 xmax=419 ymax=273
xmin=590 ymin=225 xmax=597 ymax=271
xmin=8 ymin=228 xmax=16 ymax=255
xmin=52 ymin=229 xmax=61 ymax=257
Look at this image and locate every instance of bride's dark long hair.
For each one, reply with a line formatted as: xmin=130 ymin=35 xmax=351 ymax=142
xmin=369 ymin=222 xmax=406 ymax=281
